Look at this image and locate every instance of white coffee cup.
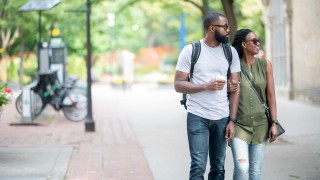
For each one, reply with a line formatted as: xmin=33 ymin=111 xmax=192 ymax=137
xmin=215 ymin=75 xmax=227 ymax=81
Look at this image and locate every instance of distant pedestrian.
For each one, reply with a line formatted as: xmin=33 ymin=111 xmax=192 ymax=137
xmin=174 ymin=12 xmax=240 ymax=180
xmin=229 ymin=28 xmax=280 ymax=179
xmin=118 ymin=48 xmax=135 ymax=90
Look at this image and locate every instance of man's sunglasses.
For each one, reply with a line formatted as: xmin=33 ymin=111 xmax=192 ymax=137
xmin=246 ymin=39 xmax=260 ymax=45
xmin=211 ymin=24 xmax=230 ymax=31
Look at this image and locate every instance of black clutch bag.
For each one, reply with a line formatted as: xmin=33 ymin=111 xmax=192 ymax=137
xmin=265 ymin=108 xmax=285 ymax=136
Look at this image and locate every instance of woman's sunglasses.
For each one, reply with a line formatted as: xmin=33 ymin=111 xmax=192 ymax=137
xmin=245 ymin=39 xmax=260 ymax=45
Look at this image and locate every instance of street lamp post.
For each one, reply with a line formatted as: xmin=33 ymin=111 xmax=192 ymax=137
xmin=85 ymin=0 xmax=95 ymax=132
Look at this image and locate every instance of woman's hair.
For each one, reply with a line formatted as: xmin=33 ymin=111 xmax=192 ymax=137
xmin=232 ymin=29 xmax=253 ymax=59
xmin=203 ymin=12 xmax=226 ymax=31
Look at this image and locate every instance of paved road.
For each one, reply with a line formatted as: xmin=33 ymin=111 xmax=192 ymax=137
xmin=109 ymin=83 xmax=320 ymax=180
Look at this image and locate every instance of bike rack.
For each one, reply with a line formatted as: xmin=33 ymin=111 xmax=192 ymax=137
xmin=20 ymin=81 xmax=38 ymax=123
xmin=14 ymin=70 xmax=88 ymax=123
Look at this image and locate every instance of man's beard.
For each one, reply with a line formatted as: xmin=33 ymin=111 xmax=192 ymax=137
xmin=215 ymin=31 xmax=229 ymax=44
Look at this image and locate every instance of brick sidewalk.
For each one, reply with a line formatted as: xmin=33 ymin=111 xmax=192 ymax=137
xmin=0 ymin=84 xmax=154 ymax=180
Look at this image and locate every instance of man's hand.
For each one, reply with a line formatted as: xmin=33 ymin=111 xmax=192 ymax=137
xmin=225 ymin=121 xmax=235 ymax=141
xmin=227 ymin=79 xmax=240 ymax=92
xmin=206 ymin=79 xmax=226 ymax=91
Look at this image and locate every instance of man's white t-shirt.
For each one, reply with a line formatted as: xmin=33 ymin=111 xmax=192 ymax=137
xmin=176 ymin=39 xmax=240 ymax=120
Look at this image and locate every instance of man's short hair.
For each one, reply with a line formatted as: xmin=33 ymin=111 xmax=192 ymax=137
xmin=203 ymin=12 xmax=226 ymax=31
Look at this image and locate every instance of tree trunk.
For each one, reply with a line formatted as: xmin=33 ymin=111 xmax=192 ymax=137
xmin=183 ymin=0 xmax=236 ymax=37
xmin=0 ymin=55 xmax=8 ymax=82
xmin=0 ymin=27 xmax=20 ymax=82
xmin=221 ymin=0 xmax=237 ymax=42
xmin=0 ymin=0 xmax=8 ymax=18
xmin=201 ymin=0 xmax=209 ymax=36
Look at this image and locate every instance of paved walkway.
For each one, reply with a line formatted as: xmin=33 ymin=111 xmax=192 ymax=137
xmin=0 ymin=81 xmax=320 ymax=180
xmin=0 ymin=83 xmax=153 ymax=180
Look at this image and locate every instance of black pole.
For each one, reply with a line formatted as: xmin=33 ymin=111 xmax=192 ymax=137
xmin=39 ymin=11 xmax=42 ymax=43
xmin=37 ymin=10 xmax=42 ymax=72
xmin=85 ymin=0 xmax=95 ymax=132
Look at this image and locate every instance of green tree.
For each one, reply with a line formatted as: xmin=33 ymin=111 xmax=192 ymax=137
xmin=234 ymin=0 xmax=265 ymax=43
xmin=0 ymin=0 xmax=265 ymax=83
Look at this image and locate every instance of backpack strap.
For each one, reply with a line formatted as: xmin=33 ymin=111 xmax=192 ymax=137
xmin=181 ymin=93 xmax=187 ymax=109
xmin=180 ymin=41 xmax=201 ymax=109
xmin=221 ymin=43 xmax=233 ymax=77
xmin=189 ymin=41 xmax=201 ymax=79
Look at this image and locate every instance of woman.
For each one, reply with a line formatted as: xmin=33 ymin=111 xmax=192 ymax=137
xmin=229 ymin=29 xmax=279 ymax=180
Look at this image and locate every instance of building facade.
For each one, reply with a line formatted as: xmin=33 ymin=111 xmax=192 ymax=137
xmin=262 ymin=0 xmax=320 ymax=104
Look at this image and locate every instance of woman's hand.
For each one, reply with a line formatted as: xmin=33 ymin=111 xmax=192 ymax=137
xmin=227 ymin=79 xmax=240 ymax=92
xmin=268 ymin=123 xmax=278 ymax=143
xmin=225 ymin=121 xmax=235 ymax=141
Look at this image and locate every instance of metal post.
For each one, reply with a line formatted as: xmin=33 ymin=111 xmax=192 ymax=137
xmin=85 ymin=0 xmax=95 ymax=132
xmin=39 ymin=11 xmax=42 ymax=44
xmin=37 ymin=10 xmax=42 ymax=71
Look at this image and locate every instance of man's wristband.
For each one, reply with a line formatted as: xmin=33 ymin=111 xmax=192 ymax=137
xmin=271 ymin=119 xmax=279 ymax=124
xmin=229 ymin=117 xmax=237 ymax=123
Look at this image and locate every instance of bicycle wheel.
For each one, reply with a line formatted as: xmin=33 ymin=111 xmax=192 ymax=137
xmin=62 ymin=90 xmax=87 ymax=122
xmin=15 ymin=92 xmax=44 ymax=116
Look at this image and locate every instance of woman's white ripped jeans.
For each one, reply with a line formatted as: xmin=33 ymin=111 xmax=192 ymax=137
xmin=230 ymin=138 xmax=267 ymax=180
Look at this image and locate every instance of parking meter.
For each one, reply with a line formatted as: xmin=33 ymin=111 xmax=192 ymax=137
xmin=38 ymin=27 xmax=67 ymax=84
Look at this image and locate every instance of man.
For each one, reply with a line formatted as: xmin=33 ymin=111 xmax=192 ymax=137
xmin=174 ymin=12 xmax=240 ymax=180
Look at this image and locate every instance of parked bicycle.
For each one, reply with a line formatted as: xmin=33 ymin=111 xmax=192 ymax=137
xmin=16 ymin=71 xmax=87 ymax=122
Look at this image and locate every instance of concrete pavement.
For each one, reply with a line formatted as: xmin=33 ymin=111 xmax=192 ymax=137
xmin=0 ymin=82 xmax=319 ymax=180
xmin=106 ymin=83 xmax=320 ymax=180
